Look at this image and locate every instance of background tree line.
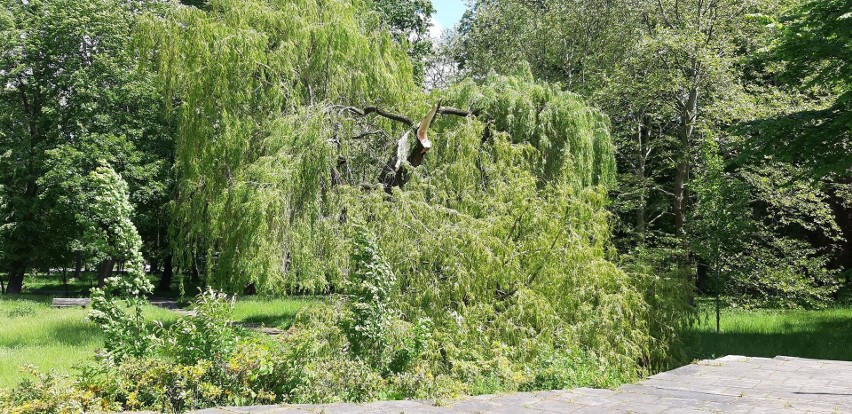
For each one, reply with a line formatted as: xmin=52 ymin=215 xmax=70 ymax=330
xmin=449 ymin=0 xmax=851 ymax=307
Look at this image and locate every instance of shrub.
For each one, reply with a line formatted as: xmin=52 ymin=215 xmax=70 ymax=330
xmin=343 ymin=224 xmax=398 ymax=366
xmin=0 ymin=366 xmax=116 ymax=414
xmin=162 ymin=288 xmax=237 ymax=365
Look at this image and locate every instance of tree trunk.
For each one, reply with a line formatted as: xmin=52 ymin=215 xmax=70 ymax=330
xmin=149 ymin=258 xmax=159 ymax=275
xmin=157 ymin=255 xmax=173 ymax=292
xmin=636 ymin=119 xmax=649 ymax=244
xmin=673 ymin=87 xmax=698 ymax=260
xmin=62 ymin=266 xmax=69 ymax=296
xmin=696 ymin=259 xmax=709 ymax=293
xmin=97 ymin=259 xmax=115 ymax=287
xmin=378 ymin=102 xmax=441 ymax=191
xmin=74 ymin=252 xmax=82 ymax=280
xmin=190 ymin=259 xmax=199 ymax=283
xmin=6 ymin=260 xmax=26 ymax=294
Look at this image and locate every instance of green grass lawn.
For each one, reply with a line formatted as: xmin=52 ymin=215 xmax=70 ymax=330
xmin=0 ymin=295 xmax=178 ymax=388
xmin=0 ymin=294 xmax=317 ymax=388
xmin=683 ymin=306 xmax=852 ymax=362
xmin=231 ymin=296 xmax=320 ymax=329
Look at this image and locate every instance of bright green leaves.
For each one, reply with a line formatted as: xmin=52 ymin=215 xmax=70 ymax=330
xmin=136 ymin=0 xmax=416 ymax=289
xmin=87 ymin=164 xmax=154 ymax=364
xmin=80 ymin=164 xmax=146 ymax=271
xmin=343 ymin=224 xmax=400 ymax=368
xmin=774 ymin=0 xmax=852 ymax=91
xmin=432 ymin=76 xmax=616 ymax=189
xmin=0 ymin=0 xmax=172 ymax=288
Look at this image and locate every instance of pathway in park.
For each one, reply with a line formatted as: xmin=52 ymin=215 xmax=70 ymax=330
xmin=181 ymin=355 xmax=852 ymax=414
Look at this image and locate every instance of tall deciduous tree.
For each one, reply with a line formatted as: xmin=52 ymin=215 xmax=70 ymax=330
xmin=0 ymin=0 xmax=172 ymax=293
xmin=372 ymin=0 xmax=436 ymax=83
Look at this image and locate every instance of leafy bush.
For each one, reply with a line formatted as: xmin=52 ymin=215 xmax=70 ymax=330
xmin=70 ymin=340 xmax=287 ymax=413
xmin=343 ymin=225 xmax=398 ymax=366
xmin=0 ymin=366 xmax=116 ymax=414
xmin=161 ymin=289 xmax=237 ymax=365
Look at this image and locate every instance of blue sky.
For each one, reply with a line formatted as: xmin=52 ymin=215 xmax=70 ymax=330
xmin=432 ymin=0 xmax=467 ymax=30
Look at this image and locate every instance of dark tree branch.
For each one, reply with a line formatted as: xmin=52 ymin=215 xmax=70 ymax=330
xmin=335 ymin=105 xmax=415 ymax=127
xmin=334 ymin=103 xmax=487 ymax=193
xmin=438 ymin=106 xmax=481 ymax=118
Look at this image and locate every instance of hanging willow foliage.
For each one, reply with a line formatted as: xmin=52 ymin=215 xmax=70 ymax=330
xmin=340 ymin=74 xmax=649 ymax=380
xmin=137 ymin=0 xmax=667 ymax=385
xmin=135 ymin=0 xmax=415 ymax=289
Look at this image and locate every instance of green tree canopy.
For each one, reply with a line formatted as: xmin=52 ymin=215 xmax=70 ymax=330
xmin=0 ymin=0 xmax=172 ymax=293
xmin=741 ymin=0 xmax=851 ymax=177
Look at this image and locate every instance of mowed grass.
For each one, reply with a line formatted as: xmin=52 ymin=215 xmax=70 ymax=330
xmin=231 ymin=296 xmax=321 ymax=329
xmin=683 ymin=306 xmax=852 ymax=362
xmin=0 ymin=296 xmax=177 ymax=388
xmin=0 ymin=294 xmax=317 ymax=388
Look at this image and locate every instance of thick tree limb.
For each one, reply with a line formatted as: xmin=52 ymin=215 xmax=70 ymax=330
xmin=438 ymin=106 xmax=480 ymax=118
xmin=335 ymin=102 xmax=484 ymax=193
xmin=335 ymin=105 xmax=415 ymax=127
xmin=378 ymin=101 xmax=442 ymax=191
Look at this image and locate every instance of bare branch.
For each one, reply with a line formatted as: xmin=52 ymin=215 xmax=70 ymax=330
xmin=334 ymin=105 xmax=415 ymax=128
xmin=438 ymin=106 xmax=481 ymax=118
xmin=648 ymin=210 xmax=671 ymax=225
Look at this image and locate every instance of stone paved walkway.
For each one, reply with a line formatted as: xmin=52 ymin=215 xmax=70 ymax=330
xmin=185 ymin=356 xmax=852 ymax=414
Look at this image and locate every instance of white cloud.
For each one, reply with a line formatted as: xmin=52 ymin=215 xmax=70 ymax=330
xmin=429 ymin=17 xmax=445 ymax=40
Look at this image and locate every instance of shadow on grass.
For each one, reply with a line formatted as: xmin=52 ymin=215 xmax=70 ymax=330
xmin=0 ymin=320 xmax=101 ymax=348
xmin=0 ymin=295 xmax=54 ymax=305
xmin=238 ymin=313 xmax=298 ymax=329
xmin=683 ymin=314 xmax=852 ymax=362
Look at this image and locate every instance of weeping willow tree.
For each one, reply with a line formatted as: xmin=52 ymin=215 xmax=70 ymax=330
xmin=136 ymin=0 xmax=416 ymax=290
xmin=136 ymin=0 xmax=675 ymax=388
xmin=337 ymin=75 xmax=654 ymax=385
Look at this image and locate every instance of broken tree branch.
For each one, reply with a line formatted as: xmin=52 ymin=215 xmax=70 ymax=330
xmin=334 ymin=102 xmax=485 ymax=193
xmin=378 ymin=101 xmax=442 ymax=191
xmin=334 ymin=105 xmax=415 ymax=128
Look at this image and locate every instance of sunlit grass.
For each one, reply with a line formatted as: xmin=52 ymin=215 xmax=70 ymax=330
xmin=0 ymin=294 xmax=318 ymax=388
xmin=683 ymin=306 xmax=852 ymax=362
xmin=0 ymin=296 xmax=179 ymax=388
xmin=231 ymin=296 xmax=321 ymax=329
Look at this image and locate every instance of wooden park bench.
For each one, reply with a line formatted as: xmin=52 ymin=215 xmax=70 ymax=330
xmin=51 ymin=297 xmax=92 ymax=308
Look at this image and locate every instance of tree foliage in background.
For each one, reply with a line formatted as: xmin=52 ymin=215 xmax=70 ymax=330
xmin=372 ymin=0 xmax=436 ymax=83
xmin=741 ymin=0 xmax=851 ymax=177
xmin=452 ymin=0 xmax=849 ymax=307
xmin=732 ymin=0 xmax=851 ymax=295
xmin=0 ymin=0 xmax=172 ymax=293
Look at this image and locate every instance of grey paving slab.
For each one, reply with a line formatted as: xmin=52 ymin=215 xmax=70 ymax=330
xmin=173 ymin=356 xmax=852 ymax=414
